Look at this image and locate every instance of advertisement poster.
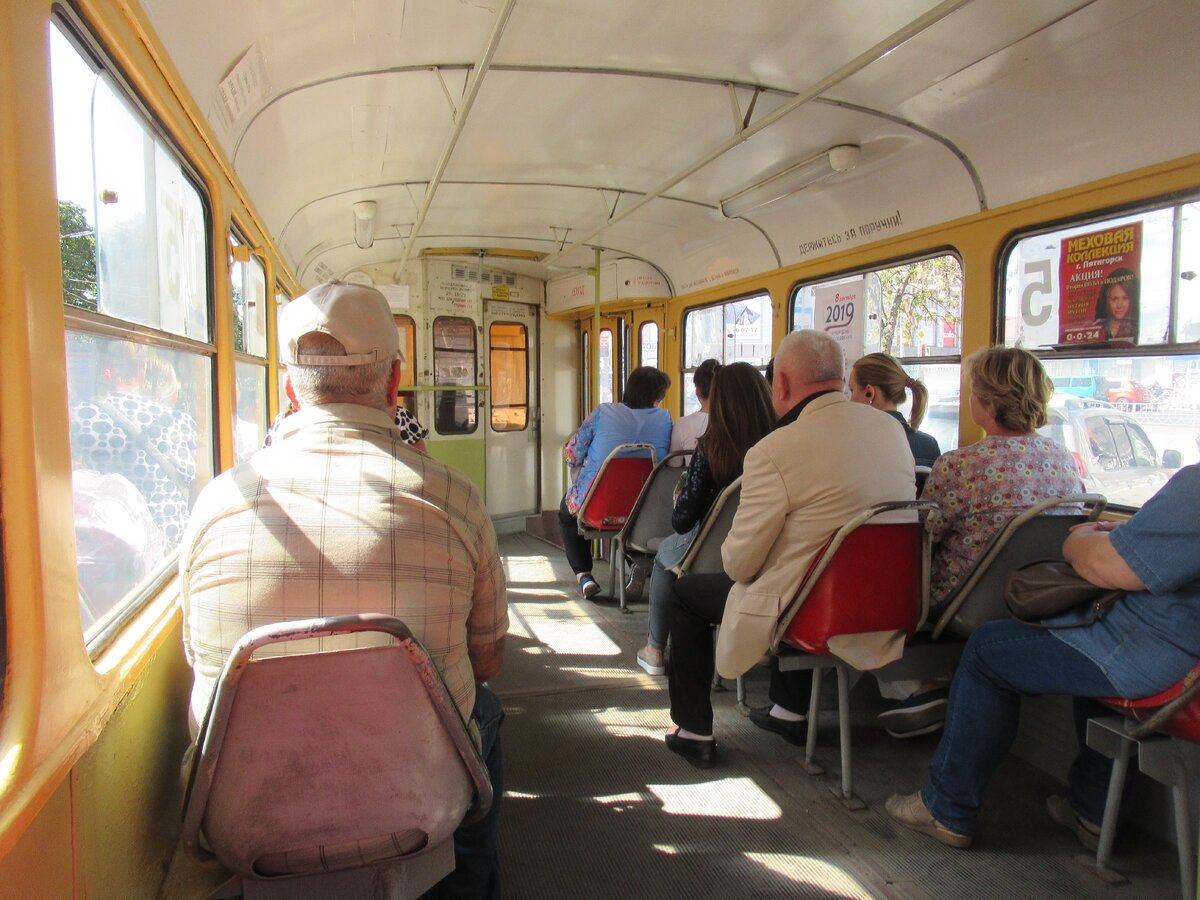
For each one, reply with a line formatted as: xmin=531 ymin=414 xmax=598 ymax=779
xmin=1058 ymin=222 xmax=1141 ymax=346
xmin=814 ymin=278 xmax=865 ymax=367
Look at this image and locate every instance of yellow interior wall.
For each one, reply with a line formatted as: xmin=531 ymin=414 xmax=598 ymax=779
xmin=0 ymin=622 xmax=193 ymax=900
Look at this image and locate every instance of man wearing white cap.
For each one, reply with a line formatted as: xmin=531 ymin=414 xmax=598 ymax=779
xmin=181 ymin=281 xmax=508 ymax=897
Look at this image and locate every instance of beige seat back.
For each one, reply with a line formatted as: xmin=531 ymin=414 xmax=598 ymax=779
xmin=181 ymin=614 xmax=491 ymax=892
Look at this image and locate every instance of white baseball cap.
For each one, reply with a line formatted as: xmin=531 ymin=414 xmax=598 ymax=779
xmin=278 ymin=281 xmax=399 ymax=366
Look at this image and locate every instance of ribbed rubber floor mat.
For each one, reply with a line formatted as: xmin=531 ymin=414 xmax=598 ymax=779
xmin=492 ymin=533 xmax=1177 ymax=898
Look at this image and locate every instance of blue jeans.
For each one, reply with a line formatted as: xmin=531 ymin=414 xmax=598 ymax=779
xmin=647 ymin=526 xmax=698 ymax=649
xmin=922 ymin=620 xmax=1120 ymax=836
xmin=428 ymin=683 xmax=505 ymax=899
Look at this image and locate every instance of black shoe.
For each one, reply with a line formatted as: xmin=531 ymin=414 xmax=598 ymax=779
xmin=748 ymin=706 xmax=808 ymax=746
xmin=665 ymin=731 xmax=718 ymax=768
xmin=877 ymin=688 xmax=949 ymax=739
xmin=578 ymin=573 xmax=600 ymax=600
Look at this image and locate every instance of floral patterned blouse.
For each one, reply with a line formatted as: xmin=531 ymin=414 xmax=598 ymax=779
xmin=922 ymin=434 xmax=1083 ymax=605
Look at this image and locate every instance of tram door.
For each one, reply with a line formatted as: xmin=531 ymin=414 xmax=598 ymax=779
xmin=484 ymin=300 xmax=539 ymax=522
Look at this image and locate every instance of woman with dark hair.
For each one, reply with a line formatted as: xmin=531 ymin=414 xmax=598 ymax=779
xmin=849 ymin=353 xmax=941 ymax=470
xmin=1092 ymin=267 xmax=1139 ymax=341
xmin=636 ymin=363 xmax=776 ymax=674
xmin=560 ymin=366 xmax=672 ymax=599
xmin=668 ymin=358 xmax=719 ymax=464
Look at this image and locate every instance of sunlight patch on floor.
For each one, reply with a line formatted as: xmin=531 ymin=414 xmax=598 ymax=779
xmin=648 ymin=777 xmax=782 ymax=820
xmin=525 ymin=619 xmax=621 ymax=655
xmin=743 ymin=853 xmax=874 ymax=898
xmin=503 ymin=553 xmax=560 ymax=584
xmin=590 ymin=705 xmax=670 ymax=738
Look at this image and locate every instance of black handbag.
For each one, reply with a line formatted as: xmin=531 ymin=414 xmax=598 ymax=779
xmin=1003 ymin=560 xmax=1123 ymax=628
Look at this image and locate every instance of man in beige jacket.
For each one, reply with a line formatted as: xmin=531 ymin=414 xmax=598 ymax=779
xmin=664 ymin=330 xmax=916 ymax=769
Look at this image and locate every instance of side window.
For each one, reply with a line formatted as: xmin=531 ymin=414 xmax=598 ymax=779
xmin=230 ymin=232 xmax=268 ymax=462
xmin=598 ymin=328 xmax=614 ymax=405
xmin=433 ymin=316 xmax=478 ymax=435
xmin=1002 ymin=197 xmax=1200 ymax=506
xmin=489 ymin=322 xmax=528 ymax=432
xmin=52 ymin=20 xmax=215 ymax=648
xmin=1126 ymin=421 xmax=1159 ymax=467
xmin=791 ymin=255 xmax=963 ymax=449
xmin=639 ymin=322 xmax=659 ymax=369
xmin=682 ymin=292 xmax=772 ymax=415
xmin=1086 ymin=419 xmax=1118 ymax=469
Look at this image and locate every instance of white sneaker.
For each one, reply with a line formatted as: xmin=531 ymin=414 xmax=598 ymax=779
xmin=579 ymin=574 xmax=600 ymax=600
xmin=637 ymin=645 xmax=665 ymax=675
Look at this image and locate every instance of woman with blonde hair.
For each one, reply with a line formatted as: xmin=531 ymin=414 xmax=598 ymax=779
xmin=878 ymin=347 xmax=1083 ymax=738
xmin=849 ymin=353 xmax=941 ymax=470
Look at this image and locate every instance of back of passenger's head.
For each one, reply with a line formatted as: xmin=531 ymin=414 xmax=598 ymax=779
xmin=776 ymin=330 xmax=845 ymax=384
xmin=623 ymin=366 xmax=670 ymax=409
xmin=852 ymin=352 xmax=929 ymax=430
xmin=966 ymin=346 xmax=1052 ymax=433
xmin=693 ymin=358 xmax=720 ymax=401
xmin=280 ymin=281 xmax=399 ymax=409
xmin=700 ymin=362 xmax=776 ymax=486
xmin=764 ymin=357 xmax=774 ymax=386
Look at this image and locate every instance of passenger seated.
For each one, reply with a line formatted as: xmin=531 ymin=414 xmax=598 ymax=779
xmin=636 ymin=363 xmax=775 ymax=675
xmin=181 ymin=281 xmax=508 ymax=897
xmin=848 ymin=353 xmax=941 ymax=484
xmin=667 ymin=358 xmax=718 ymax=465
xmin=559 ymin=366 xmax=672 ymax=599
xmin=663 ymin=331 xmax=915 ymax=768
xmin=888 ymin=464 xmax=1200 ymax=849
xmin=877 ymin=347 xmax=1083 ymax=738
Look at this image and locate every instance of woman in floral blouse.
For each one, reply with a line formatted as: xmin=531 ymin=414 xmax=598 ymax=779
xmin=924 ymin=347 xmax=1083 ymax=607
xmin=636 ymin=362 xmax=776 ymax=675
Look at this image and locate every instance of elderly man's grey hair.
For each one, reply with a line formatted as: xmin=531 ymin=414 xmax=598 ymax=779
xmin=287 ymin=332 xmax=394 ymax=410
xmin=775 ymin=329 xmax=844 ymax=384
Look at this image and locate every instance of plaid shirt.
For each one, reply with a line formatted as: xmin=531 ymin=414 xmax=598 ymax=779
xmin=181 ymin=403 xmax=507 ymax=730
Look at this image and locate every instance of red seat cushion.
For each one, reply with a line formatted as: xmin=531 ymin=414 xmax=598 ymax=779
xmin=578 ymin=457 xmax=654 ymax=531
xmin=782 ymin=522 xmax=923 ymax=656
xmin=1099 ymin=661 xmax=1200 ymax=743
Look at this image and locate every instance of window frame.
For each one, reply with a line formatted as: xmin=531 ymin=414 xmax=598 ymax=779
xmin=680 ymin=288 xmax=774 ymax=415
xmin=488 ymin=320 xmax=529 ymax=433
xmin=431 ymin=314 xmax=479 ymax=436
xmin=51 ymin=11 xmax=218 ymax=658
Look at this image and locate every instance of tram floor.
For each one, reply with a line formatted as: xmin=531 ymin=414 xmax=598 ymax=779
xmin=493 ymin=532 xmax=1179 ymax=899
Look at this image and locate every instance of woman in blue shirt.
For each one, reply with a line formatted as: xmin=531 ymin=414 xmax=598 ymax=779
xmin=887 ymin=465 xmax=1200 ymax=849
xmin=559 ymin=366 xmax=672 ymax=599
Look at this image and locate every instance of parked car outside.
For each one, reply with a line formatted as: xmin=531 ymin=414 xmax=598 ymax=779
xmin=1105 ymin=379 xmax=1148 ymax=410
xmin=1050 ymin=374 xmax=1110 ymax=401
xmin=1038 ymin=395 xmax=1182 ymax=506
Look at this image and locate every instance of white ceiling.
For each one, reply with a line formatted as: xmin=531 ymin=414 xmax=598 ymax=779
xmin=138 ymin=0 xmax=1200 ymax=293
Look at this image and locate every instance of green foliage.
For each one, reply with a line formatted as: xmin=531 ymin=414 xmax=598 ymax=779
xmin=59 ymin=200 xmax=98 ymax=311
xmin=876 ymin=256 xmax=963 ymax=354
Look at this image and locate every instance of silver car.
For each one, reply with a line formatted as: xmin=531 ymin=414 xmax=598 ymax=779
xmin=1038 ymin=396 xmax=1182 ymax=506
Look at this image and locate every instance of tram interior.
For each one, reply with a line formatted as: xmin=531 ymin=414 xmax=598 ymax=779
xmin=1 ymin=0 xmax=1199 ymax=897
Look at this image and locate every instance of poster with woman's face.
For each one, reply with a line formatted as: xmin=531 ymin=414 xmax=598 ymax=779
xmin=1058 ymin=222 xmax=1142 ymax=346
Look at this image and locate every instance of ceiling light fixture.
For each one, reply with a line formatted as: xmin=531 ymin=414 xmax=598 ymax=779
xmin=719 ymin=144 xmax=861 ymax=219
xmin=353 ymin=200 xmax=377 ymax=249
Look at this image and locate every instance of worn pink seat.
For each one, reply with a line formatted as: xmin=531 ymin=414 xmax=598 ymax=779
xmin=181 ymin=614 xmax=492 ymax=899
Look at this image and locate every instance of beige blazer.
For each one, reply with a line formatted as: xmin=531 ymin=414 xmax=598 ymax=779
xmin=715 ymin=392 xmax=917 ymax=679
